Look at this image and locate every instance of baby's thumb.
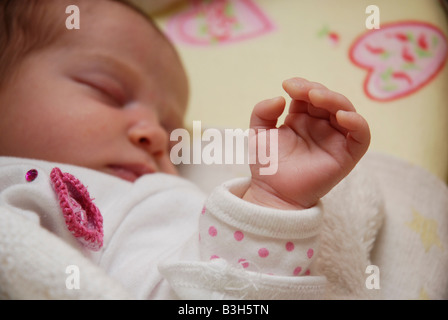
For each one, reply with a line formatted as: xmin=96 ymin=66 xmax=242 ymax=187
xmin=250 ymin=97 xmax=286 ymax=130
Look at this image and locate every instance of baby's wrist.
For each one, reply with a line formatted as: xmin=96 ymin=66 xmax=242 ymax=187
xmin=242 ymin=181 xmax=315 ymax=210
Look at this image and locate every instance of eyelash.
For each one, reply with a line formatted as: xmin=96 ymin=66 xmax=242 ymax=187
xmin=76 ymin=78 xmax=125 ymax=107
xmin=91 ymin=83 xmax=125 ymax=107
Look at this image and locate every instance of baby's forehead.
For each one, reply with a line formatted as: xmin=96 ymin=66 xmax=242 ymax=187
xmin=39 ymin=0 xmax=188 ymax=123
xmin=48 ymin=0 xmax=161 ymax=33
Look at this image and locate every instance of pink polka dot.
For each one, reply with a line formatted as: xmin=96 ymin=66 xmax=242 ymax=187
xmin=234 ymin=231 xmax=244 ymax=241
xmin=293 ymin=266 xmax=302 ymax=276
xmin=201 ymin=206 xmax=206 ymax=215
xmin=238 ymin=258 xmax=249 ymax=268
xmin=305 ymin=269 xmax=311 ymax=275
xmin=307 ymin=248 xmax=314 ymax=259
xmin=208 ymin=226 xmax=217 ymax=237
xmin=285 ymin=242 xmax=295 ymax=252
xmin=258 ymin=248 xmax=269 ymax=258
xmin=210 ymin=255 xmax=219 ymax=260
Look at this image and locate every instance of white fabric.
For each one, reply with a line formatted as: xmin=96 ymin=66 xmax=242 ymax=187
xmin=199 ymin=178 xmax=323 ymax=277
xmin=364 ymin=153 xmax=448 ymax=300
xmin=0 ymin=156 xmax=329 ymax=299
xmin=3 ymin=153 xmax=443 ymax=300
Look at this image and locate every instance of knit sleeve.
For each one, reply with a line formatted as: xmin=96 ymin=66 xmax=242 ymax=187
xmin=159 ymin=178 xmax=326 ymax=299
xmin=199 ymin=178 xmax=323 ymax=277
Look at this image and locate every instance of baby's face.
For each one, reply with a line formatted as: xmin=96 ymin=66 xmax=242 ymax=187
xmin=0 ymin=1 xmax=189 ymax=181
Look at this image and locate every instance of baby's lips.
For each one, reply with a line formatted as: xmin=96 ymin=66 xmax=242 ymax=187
xmin=349 ymin=21 xmax=448 ymax=101
xmin=50 ymin=167 xmax=104 ymax=251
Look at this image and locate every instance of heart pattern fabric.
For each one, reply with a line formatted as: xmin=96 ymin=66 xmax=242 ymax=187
xmin=165 ymin=0 xmax=274 ymax=45
xmin=349 ymin=21 xmax=447 ymax=101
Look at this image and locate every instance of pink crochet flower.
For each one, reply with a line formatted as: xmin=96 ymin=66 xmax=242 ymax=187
xmin=50 ymin=167 xmax=103 ymax=251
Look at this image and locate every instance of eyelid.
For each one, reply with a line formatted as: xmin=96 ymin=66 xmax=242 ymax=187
xmin=74 ymin=74 xmax=127 ymax=107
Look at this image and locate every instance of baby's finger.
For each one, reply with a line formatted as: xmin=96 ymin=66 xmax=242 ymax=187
xmin=336 ymin=110 xmax=371 ymax=161
xmin=289 ymin=99 xmax=331 ymax=120
xmin=284 ymin=78 xmax=330 ymax=118
xmin=288 ymin=99 xmax=308 ymax=114
xmin=330 ymin=114 xmax=349 ymax=136
xmin=282 ymin=78 xmax=327 ymax=102
xmin=308 ymin=104 xmax=331 ymax=120
xmin=250 ymin=96 xmax=286 ymax=130
xmin=309 ymin=89 xmax=356 ymax=114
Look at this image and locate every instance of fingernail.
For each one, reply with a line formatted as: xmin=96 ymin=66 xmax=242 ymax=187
xmin=284 ymin=77 xmax=301 ymax=85
xmin=270 ymin=96 xmax=284 ymax=102
xmin=336 ymin=110 xmax=351 ymax=118
xmin=290 ymin=80 xmax=304 ymax=90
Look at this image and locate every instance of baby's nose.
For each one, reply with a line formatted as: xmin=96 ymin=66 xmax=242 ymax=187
xmin=128 ymin=121 xmax=168 ymax=156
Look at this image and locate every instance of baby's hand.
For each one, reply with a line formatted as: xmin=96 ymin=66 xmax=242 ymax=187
xmin=242 ymin=78 xmax=370 ymax=210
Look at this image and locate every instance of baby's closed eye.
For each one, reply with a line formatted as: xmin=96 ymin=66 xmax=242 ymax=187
xmin=73 ymin=74 xmax=127 ymax=108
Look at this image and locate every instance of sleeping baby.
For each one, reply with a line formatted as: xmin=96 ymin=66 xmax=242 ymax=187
xmin=0 ymin=0 xmax=374 ymax=299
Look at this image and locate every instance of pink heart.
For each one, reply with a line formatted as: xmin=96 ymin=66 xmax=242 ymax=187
xmin=349 ymin=21 xmax=447 ymax=101
xmin=165 ymin=0 xmax=275 ymax=45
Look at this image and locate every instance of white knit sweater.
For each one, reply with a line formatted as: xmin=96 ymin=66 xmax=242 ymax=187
xmin=0 ymin=155 xmax=386 ymax=299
